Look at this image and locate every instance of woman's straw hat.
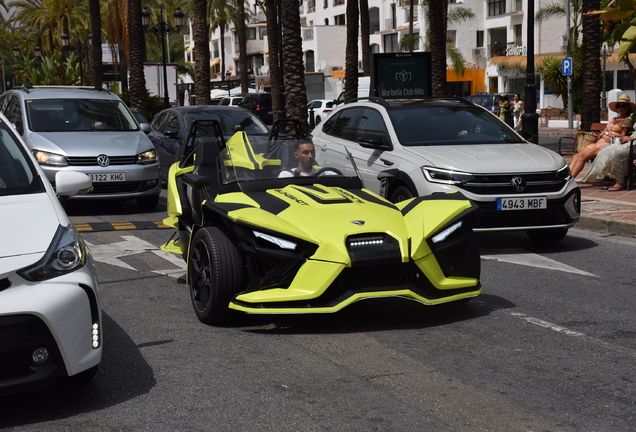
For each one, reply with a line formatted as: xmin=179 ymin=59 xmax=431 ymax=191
xmin=608 ymin=94 xmax=636 ymax=113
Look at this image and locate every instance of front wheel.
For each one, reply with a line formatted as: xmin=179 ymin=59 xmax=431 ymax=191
xmin=526 ymin=228 xmax=568 ymax=244
xmin=188 ymin=227 xmax=245 ymax=325
xmin=390 ymin=186 xmax=414 ymax=203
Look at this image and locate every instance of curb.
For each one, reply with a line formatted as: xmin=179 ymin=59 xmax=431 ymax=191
xmin=578 ymin=214 xmax=636 ymax=238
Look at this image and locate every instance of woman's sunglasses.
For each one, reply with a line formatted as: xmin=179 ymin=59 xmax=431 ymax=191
xmin=616 ymin=103 xmax=629 ymax=109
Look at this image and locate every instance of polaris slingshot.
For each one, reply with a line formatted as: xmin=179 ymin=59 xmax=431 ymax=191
xmin=161 ymin=120 xmax=482 ymax=325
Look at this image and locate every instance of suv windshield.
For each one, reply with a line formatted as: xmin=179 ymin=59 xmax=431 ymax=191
xmin=184 ymin=111 xmax=269 ymax=137
xmin=0 ymin=122 xmax=41 ymax=195
xmin=388 ymin=103 xmax=524 ymax=146
xmin=26 ymin=99 xmax=138 ymax=132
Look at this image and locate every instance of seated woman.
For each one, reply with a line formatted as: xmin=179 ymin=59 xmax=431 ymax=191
xmin=581 ymin=131 xmax=636 ymax=191
xmin=569 ymin=94 xmax=636 ymax=178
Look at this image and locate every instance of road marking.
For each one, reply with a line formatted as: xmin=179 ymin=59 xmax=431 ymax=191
xmin=86 ymin=235 xmax=185 ymax=277
xmin=509 ymin=312 xmax=585 ymax=336
xmin=481 ymin=248 xmax=597 ymax=277
xmin=75 ymin=221 xmax=171 ymax=232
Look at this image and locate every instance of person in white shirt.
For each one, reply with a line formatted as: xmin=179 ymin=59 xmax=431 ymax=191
xmin=278 ymin=141 xmax=319 ymax=177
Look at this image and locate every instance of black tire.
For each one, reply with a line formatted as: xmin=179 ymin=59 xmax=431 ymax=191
xmin=526 ymin=228 xmax=568 ymax=244
xmin=188 ymin=227 xmax=245 ymax=325
xmin=390 ymin=186 xmax=414 ymax=203
xmin=315 ymin=115 xmax=321 ymax=125
xmin=137 ymin=194 xmax=160 ymax=210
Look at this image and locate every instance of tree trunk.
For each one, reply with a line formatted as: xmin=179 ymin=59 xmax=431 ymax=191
xmin=220 ymin=22 xmax=226 ymax=77
xmin=345 ymin=0 xmax=359 ymax=102
xmin=264 ymin=3 xmax=282 ymax=122
xmin=281 ymin=0 xmax=309 ymax=135
xmin=359 ymin=0 xmax=371 ymax=76
xmin=127 ymin=0 xmax=147 ymax=116
xmin=237 ymin=0 xmax=249 ymax=94
xmin=192 ymin=0 xmax=211 ymax=105
xmin=428 ymin=0 xmax=448 ymax=96
xmin=89 ymin=0 xmax=103 ymax=88
xmin=580 ymin=0 xmax=601 ymax=131
xmin=408 ymin=0 xmax=414 ymax=52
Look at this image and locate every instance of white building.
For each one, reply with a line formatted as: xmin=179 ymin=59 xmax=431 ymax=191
xmin=183 ymin=0 xmax=621 ymax=108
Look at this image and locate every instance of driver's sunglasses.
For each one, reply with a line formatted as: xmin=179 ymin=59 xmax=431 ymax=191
xmin=616 ymin=103 xmax=629 ymax=109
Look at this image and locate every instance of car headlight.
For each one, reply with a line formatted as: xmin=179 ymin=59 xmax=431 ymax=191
xmin=137 ymin=149 xmax=157 ymax=165
xmin=32 ymin=150 xmax=68 ymax=166
xmin=556 ymin=163 xmax=572 ymax=181
xmin=18 ymin=224 xmax=88 ymax=281
xmin=253 ymin=230 xmax=297 ymax=250
xmin=422 ymin=166 xmax=474 ymax=185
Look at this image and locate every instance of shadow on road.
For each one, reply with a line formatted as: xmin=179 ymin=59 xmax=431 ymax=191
xmin=0 ymin=312 xmax=156 ymax=428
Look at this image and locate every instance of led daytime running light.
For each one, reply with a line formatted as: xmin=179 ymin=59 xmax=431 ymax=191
xmin=253 ymin=230 xmax=297 ymax=250
xmin=432 ymin=221 xmax=463 ymax=244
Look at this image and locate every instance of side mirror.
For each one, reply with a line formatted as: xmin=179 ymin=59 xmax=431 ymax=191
xmin=358 ymin=133 xmax=392 ymax=150
xmin=140 ymin=123 xmax=151 ymax=134
xmin=55 ymin=171 xmax=93 ymax=198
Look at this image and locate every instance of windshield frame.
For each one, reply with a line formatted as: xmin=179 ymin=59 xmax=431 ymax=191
xmin=184 ymin=109 xmax=269 ymax=137
xmin=0 ymin=121 xmax=43 ymax=196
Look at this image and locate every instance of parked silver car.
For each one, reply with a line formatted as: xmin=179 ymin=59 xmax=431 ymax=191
xmin=0 ymin=86 xmax=161 ymax=209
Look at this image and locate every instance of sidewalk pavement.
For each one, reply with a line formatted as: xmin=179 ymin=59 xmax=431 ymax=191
xmin=539 ymin=126 xmax=636 ymax=238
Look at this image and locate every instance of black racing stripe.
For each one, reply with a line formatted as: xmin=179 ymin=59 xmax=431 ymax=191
xmin=348 ymin=189 xmax=399 ymax=211
xmin=246 ymin=191 xmax=291 ymax=215
xmin=206 ymin=202 xmax=255 ymax=215
xmin=290 ymin=185 xmax=351 ymax=205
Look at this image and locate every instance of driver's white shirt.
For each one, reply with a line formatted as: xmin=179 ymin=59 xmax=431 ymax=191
xmin=278 ymin=167 xmax=320 ymax=178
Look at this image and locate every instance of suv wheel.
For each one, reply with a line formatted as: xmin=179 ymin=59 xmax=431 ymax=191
xmin=390 ymin=186 xmax=413 ymax=203
xmin=526 ymin=228 xmax=568 ymax=244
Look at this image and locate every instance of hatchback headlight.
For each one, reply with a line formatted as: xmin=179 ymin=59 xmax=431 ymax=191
xmin=137 ymin=149 xmax=157 ymax=165
xmin=422 ymin=166 xmax=474 ymax=185
xmin=18 ymin=224 xmax=87 ymax=281
xmin=556 ymin=164 xmax=572 ymax=181
xmin=32 ymin=150 xmax=68 ymax=166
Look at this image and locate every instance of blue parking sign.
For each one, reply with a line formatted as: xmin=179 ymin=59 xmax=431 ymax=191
xmin=562 ymin=58 xmax=573 ymax=76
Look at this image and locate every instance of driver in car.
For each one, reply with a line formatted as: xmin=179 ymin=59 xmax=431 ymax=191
xmin=279 ymin=141 xmax=319 ymax=177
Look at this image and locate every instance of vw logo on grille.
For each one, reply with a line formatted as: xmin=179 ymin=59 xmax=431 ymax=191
xmin=511 ymin=176 xmax=526 ymax=192
xmin=97 ymin=155 xmax=110 ymax=167
xmin=350 ymin=220 xmax=365 ymax=226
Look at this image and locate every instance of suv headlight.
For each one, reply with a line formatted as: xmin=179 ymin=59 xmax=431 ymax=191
xmin=422 ymin=166 xmax=474 ymax=185
xmin=33 ymin=150 xmax=68 ymax=166
xmin=18 ymin=224 xmax=88 ymax=281
xmin=556 ymin=163 xmax=572 ymax=181
xmin=137 ymin=149 xmax=157 ymax=165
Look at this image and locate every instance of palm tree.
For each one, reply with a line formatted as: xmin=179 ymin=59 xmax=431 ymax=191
xmin=428 ymin=0 xmax=448 ymax=96
xmin=359 ymin=0 xmax=371 ymax=76
xmin=193 ymin=0 xmax=210 ymax=105
xmin=88 ymin=0 xmax=102 ymax=87
xmin=236 ymin=0 xmax=248 ymax=94
xmin=281 ymin=0 xmax=308 ymax=135
xmin=344 ymin=0 xmax=358 ymax=102
xmin=261 ymin=1 xmax=282 ymax=122
xmin=581 ymin=0 xmax=602 ymax=130
xmin=128 ymin=0 xmax=147 ymax=116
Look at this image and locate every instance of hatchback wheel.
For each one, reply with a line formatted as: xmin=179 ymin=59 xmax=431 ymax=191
xmin=188 ymin=227 xmax=244 ymax=325
xmin=137 ymin=194 xmax=159 ymax=210
xmin=390 ymin=186 xmax=413 ymax=203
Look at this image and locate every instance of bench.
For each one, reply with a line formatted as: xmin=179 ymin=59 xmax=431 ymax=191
xmin=557 ymin=123 xmax=606 ymax=156
xmin=540 ymin=107 xmax=562 ymax=125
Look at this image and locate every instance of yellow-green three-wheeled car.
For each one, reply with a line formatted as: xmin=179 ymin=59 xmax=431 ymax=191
xmin=162 ymin=120 xmax=482 ymax=325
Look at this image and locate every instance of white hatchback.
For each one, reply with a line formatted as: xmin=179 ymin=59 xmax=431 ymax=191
xmin=311 ymin=97 xmax=580 ymax=243
xmin=0 ymin=112 xmax=102 ymax=395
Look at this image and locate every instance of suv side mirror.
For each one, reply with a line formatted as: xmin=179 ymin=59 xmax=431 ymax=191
xmin=358 ymin=133 xmax=391 ymax=150
xmin=140 ymin=123 xmax=151 ymax=134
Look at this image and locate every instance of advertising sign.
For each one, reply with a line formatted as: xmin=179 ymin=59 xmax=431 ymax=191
xmin=371 ymin=52 xmax=432 ymax=99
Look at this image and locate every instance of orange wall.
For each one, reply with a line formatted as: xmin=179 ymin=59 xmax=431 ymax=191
xmin=447 ymin=69 xmax=485 ymax=94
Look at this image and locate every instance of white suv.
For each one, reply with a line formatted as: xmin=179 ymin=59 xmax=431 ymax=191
xmin=311 ymin=97 xmax=580 ymax=243
xmin=0 ymin=86 xmax=161 ymax=209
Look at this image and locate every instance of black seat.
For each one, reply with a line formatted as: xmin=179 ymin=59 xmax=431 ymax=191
xmin=184 ymin=137 xmax=221 ymax=225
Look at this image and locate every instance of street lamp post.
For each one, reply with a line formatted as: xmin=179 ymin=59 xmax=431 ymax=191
xmin=61 ymin=34 xmax=90 ymax=85
xmin=142 ymin=7 xmax=185 ymax=109
xmin=600 ymin=42 xmax=613 ymax=115
xmin=226 ymin=71 xmax=232 ymax=97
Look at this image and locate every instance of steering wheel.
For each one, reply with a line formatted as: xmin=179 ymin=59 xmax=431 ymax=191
xmin=312 ymin=167 xmax=343 ymax=176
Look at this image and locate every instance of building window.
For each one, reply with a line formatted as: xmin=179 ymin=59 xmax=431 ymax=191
xmin=334 ymin=14 xmax=345 ymax=25
xmin=383 ymin=33 xmax=398 ymax=53
xmin=447 ymin=30 xmax=456 ymax=47
xmin=488 ymin=0 xmax=505 ymax=16
xmin=476 ymin=30 xmax=484 ymax=48
xmin=334 ymin=0 xmax=344 ymax=5
xmin=259 ymin=27 xmax=267 ymax=39
xmin=412 ymin=32 xmax=419 ymax=51
xmin=514 ymin=24 xmax=522 ymax=45
xmin=618 ymin=71 xmax=632 ymax=90
xmin=324 ymin=0 xmax=328 ymax=8
xmin=247 ymin=28 xmax=256 ymax=40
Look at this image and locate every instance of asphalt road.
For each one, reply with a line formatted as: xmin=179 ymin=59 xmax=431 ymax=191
xmin=2 ymin=192 xmax=636 ymax=431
